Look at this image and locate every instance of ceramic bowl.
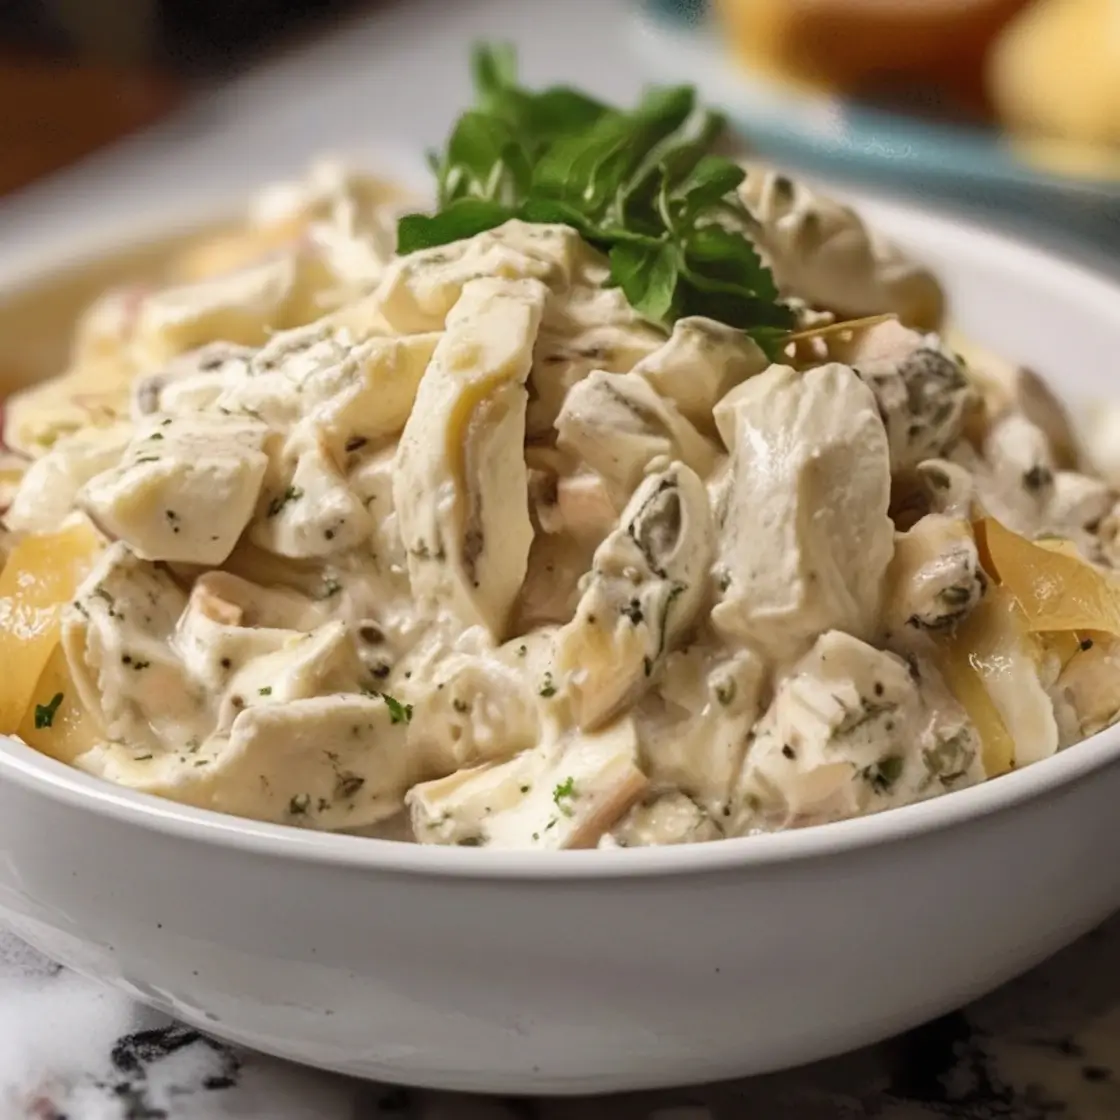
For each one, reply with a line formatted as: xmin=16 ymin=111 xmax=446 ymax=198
xmin=2 ymin=191 xmax=1120 ymax=1096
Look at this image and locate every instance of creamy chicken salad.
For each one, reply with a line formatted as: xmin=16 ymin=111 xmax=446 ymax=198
xmin=3 ymin=56 xmax=1120 ymax=851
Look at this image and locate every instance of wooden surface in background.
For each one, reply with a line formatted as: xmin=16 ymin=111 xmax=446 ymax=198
xmin=0 ymin=54 xmax=182 ymax=197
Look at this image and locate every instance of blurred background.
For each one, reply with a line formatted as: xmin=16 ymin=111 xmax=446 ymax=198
xmin=640 ymin=0 xmax=1120 ymax=250
xmin=0 ymin=0 xmax=1117 ymax=249
xmin=0 ymin=0 xmax=382 ymax=197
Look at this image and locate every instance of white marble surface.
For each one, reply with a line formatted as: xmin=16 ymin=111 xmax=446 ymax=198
xmin=3 ymin=1 xmax=1120 ymax=1115
xmin=4 ymin=916 xmax=1120 ymax=1119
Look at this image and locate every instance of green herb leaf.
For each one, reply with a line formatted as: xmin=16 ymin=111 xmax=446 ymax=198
xmin=34 ymin=692 xmax=64 ymax=730
xmin=397 ymin=198 xmax=516 ymax=254
xmin=379 ymin=693 xmax=413 ymax=725
xmin=442 ymin=110 xmax=528 ymax=204
xmin=266 ymin=485 xmax=304 ymax=519
xmin=683 ymin=223 xmax=779 ymax=303
xmin=610 ymin=240 xmax=681 ymax=325
xmin=553 ymin=775 xmax=577 ymax=803
xmin=471 ymin=41 xmax=518 ymax=104
xmin=396 ymin=42 xmax=791 ymax=346
xmin=672 ymin=154 xmax=747 ymax=220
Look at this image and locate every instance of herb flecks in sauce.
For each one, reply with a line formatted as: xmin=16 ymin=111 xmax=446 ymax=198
xmin=34 ymin=692 xmax=65 ymax=730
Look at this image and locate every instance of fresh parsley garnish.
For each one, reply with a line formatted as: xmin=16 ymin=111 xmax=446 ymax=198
xmin=34 ymin=692 xmax=64 ymax=729
xmin=267 ymin=486 xmax=304 ymax=518
xmin=380 ymin=693 xmax=413 ymax=725
xmin=397 ymin=43 xmax=793 ymax=353
xmin=539 ymin=672 xmax=557 ymax=698
xmin=553 ymin=775 xmax=577 ymax=816
xmin=862 ymin=754 xmax=904 ymax=794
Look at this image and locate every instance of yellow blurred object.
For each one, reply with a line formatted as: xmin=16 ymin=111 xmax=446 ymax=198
xmin=1043 ymin=627 xmax=1084 ymax=671
xmin=0 ymin=521 xmax=102 ymax=733
xmin=714 ymin=0 xmax=1030 ymax=114
xmin=932 ymin=586 xmax=1021 ymax=777
xmin=990 ymin=0 xmax=1120 ymax=149
xmin=0 ymin=451 xmax=26 ymax=511
xmin=170 ymin=216 xmax=307 ymax=284
xmin=978 ymin=516 xmax=1120 ymax=634
xmin=16 ymin=644 xmax=97 ymax=764
xmin=4 ymin=357 xmax=132 ymax=456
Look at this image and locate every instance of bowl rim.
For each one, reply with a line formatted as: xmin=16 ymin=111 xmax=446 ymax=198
xmin=4 ymin=178 xmax=1120 ymax=882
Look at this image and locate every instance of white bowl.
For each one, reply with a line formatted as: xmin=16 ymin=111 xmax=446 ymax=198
xmin=2 ymin=192 xmax=1120 ymax=1097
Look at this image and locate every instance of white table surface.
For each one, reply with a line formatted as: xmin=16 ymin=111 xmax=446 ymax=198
xmin=3 ymin=2 xmax=1120 ymax=1116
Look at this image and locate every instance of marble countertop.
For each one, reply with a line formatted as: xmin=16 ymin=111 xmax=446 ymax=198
xmin=3 ymin=1 xmax=1120 ymax=1116
xmin=5 ymin=916 xmax=1120 ymax=1119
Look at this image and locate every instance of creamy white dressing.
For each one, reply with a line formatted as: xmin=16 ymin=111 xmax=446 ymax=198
xmin=2 ymin=161 xmax=1114 ymax=848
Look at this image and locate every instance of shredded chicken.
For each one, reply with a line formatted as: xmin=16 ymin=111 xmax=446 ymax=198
xmin=2 ymin=157 xmax=1111 ymax=849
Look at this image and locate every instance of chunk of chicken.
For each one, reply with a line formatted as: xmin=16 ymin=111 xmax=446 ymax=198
xmin=972 ymin=412 xmax=1055 ymax=535
xmin=739 ymin=165 xmax=945 ymax=329
xmin=5 ymin=423 xmax=132 ymax=535
xmin=299 ymin=333 xmax=442 ymax=460
xmin=637 ymin=643 xmax=767 ymax=818
xmin=731 ymin=631 xmax=983 ymax=833
xmin=555 ymin=371 xmax=720 ymax=508
xmin=407 ymin=716 xmax=647 ymax=850
xmin=347 ymin=439 xmax=409 ymax=562
xmin=712 ymin=363 xmax=894 ymax=665
xmin=837 ymin=320 xmax=971 ymax=472
xmin=393 ymin=277 xmax=547 ymax=638
xmin=916 ymin=458 xmax=976 ymax=521
xmin=75 ymin=694 xmax=410 ymax=831
xmin=605 ymin=790 xmax=722 ymax=848
xmin=951 ymin=329 xmax=1080 ymax=469
xmin=211 ymin=621 xmax=368 ymax=733
xmin=1047 ymin=471 xmax=1114 ymax=560
xmin=250 ymin=438 xmax=372 ymax=559
xmin=129 ymin=255 xmax=301 ymax=369
xmin=79 ymin=413 xmax=270 ymax=566
xmin=405 ymin=648 xmax=541 ymax=779
xmin=188 ymin=569 xmax=326 ymax=631
xmin=553 ymin=463 xmax=714 ymax=730
xmin=969 ymin=414 xmax=1111 ymax=556
xmin=882 ymin=514 xmax=987 ymax=637
xmin=1051 ymin=636 xmax=1120 ymax=741
xmin=526 ymin=282 xmax=665 ymax=437
xmin=63 ymin=544 xmax=208 ymax=753
xmin=630 ymin=316 xmax=768 ymax=432
xmin=375 ymin=220 xmax=586 ymax=334
xmin=207 ymin=320 xmax=408 ymax=432
xmin=173 ymin=572 xmax=330 ymax=696
xmin=131 ymin=343 xmax=254 ymax=419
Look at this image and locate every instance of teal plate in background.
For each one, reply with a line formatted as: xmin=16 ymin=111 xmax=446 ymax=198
xmin=632 ymin=0 xmax=1120 ymax=254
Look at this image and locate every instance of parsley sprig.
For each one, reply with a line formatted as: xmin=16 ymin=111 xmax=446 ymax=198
xmin=34 ymin=692 xmax=64 ymax=730
xmin=397 ymin=44 xmax=794 ymax=353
